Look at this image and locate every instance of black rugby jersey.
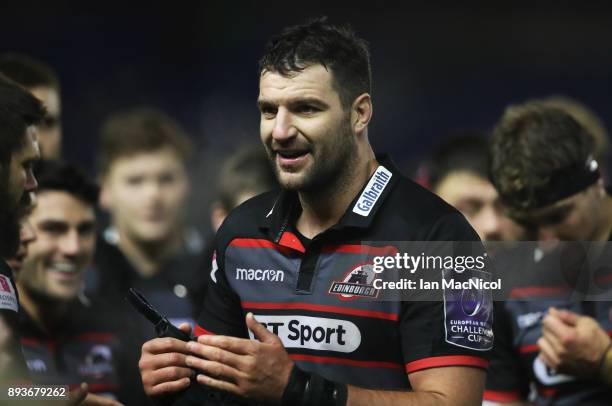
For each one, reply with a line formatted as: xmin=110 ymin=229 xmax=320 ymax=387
xmin=196 ymin=156 xmax=493 ymax=390
xmin=0 ymin=260 xmax=30 ymax=382
xmin=19 ymin=297 xmax=150 ymax=405
xmin=485 ymin=243 xmax=612 ymax=405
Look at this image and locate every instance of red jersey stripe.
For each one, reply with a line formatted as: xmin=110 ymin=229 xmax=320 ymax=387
xmin=229 ymin=238 xmax=297 ymax=255
xmin=510 ymin=285 xmax=568 ymax=298
xmin=321 ymin=245 xmax=399 ymax=255
xmin=405 ymin=355 xmax=489 ymax=373
xmin=73 ymin=332 xmax=116 ymax=342
xmin=290 ymin=354 xmax=403 ymax=369
xmin=241 ymin=301 xmax=399 ymax=321
xmin=519 ymin=344 xmax=539 ymax=353
xmin=483 ymin=390 xmax=523 ymax=402
xmin=194 ymin=325 xmax=215 ymax=337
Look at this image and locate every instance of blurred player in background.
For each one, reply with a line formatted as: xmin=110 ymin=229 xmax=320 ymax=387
xmin=0 ymin=53 xmax=63 ymax=159
xmin=485 ymin=102 xmax=612 ymax=405
xmin=427 ymin=133 xmax=526 ymax=244
xmin=91 ymin=107 xmax=205 ymax=338
xmin=13 ymin=160 xmax=148 ymax=405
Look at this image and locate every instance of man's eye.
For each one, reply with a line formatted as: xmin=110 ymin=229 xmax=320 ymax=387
xmin=41 ymin=116 xmax=59 ymax=128
xmin=159 ymin=173 xmax=176 ymax=184
xmin=40 ymin=223 xmax=66 ymax=234
xmin=296 ymin=105 xmax=319 ymax=114
xmin=260 ymin=106 xmax=277 ymax=117
xmin=126 ymin=176 xmax=144 ymax=186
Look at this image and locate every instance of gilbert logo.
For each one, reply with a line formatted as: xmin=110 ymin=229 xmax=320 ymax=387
xmin=352 ymin=166 xmax=392 ymax=217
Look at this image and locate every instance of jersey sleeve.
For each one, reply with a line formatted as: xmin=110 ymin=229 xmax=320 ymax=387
xmin=483 ymin=302 xmax=529 ymax=403
xmin=401 ymin=212 xmax=493 ymax=375
xmin=194 ymin=239 xmax=248 ymax=339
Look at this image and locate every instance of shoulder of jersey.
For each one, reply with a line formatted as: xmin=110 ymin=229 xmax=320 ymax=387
xmin=217 ymin=190 xmax=279 ymax=238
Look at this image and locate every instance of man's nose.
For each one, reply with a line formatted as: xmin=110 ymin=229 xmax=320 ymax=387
xmin=271 ymin=108 xmax=297 ymax=142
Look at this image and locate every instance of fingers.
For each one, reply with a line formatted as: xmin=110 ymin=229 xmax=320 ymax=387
xmin=178 ymin=323 xmax=192 ymax=334
xmin=187 ymin=341 xmax=245 ymax=370
xmin=145 ymin=365 xmax=194 ymax=385
xmin=142 ymin=337 xmax=190 ymax=356
xmin=67 ymin=382 xmax=88 ymax=406
xmin=542 ymin=312 xmax=574 ymax=343
xmin=197 ymin=334 xmax=253 ymax=355
xmin=148 ymin=377 xmax=191 ymax=397
xmin=186 ymin=356 xmax=245 ymax=383
xmin=550 ymin=307 xmax=579 ymax=326
xmin=196 ymin=373 xmax=242 ymax=396
xmin=246 ymin=312 xmax=276 ymax=343
xmin=139 ymin=351 xmax=189 ymax=371
xmin=139 ymin=339 xmax=194 ymax=397
xmin=538 ymin=337 xmax=561 ymax=370
xmin=81 ymin=393 xmax=125 ymax=406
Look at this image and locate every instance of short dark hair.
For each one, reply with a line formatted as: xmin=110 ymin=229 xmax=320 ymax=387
xmin=97 ymin=107 xmax=192 ymax=175
xmin=0 ymin=53 xmax=60 ymax=90
xmin=217 ymin=144 xmax=279 ymax=211
xmin=0 ymin=73 xmax=45 ymax=177
xmin=428 ymin=132 xmax=489 ymax=191
xmin=259 ymin=17 xmax=371 ymax=108
xmin=34 ymin=160 xmax=99 ymax=206
xmin=489 ymin=103 xmax=595 ymax=213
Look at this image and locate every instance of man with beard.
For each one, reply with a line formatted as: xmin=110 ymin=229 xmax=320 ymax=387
xmin=0 ymin=73 xmax=43 ymax=382
xmin=138 ymin=18 xmax=492 ymax=406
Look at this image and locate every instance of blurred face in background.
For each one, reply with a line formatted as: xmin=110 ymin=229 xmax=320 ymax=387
xmin=7 ymin=126 xmax=39 ymax=210
xmin=29 ymin=86 xmax=62 ymax=159
xmin=100 ymin=147 xmax=189 ymax=245
xmin=511 ymin=183 xmax=606 ymax=243
xmin=18 ymin=191 xmax=96 ymax=301
xmin=434 ymin=171 xmax=526 ymax=242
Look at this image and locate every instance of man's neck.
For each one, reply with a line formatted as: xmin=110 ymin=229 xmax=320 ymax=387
xmin=17 ymin=284 xmax=70 ymax=335
xmin=296 ymin=149 xmax=377 ymax=239
xmin=115 ymin=227 xmax=184 ymax=278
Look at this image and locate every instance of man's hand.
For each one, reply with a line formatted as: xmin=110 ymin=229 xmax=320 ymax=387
xmin=68 ymin=383 xmax=125 ymax=406
xmin=138 ymin=323 xmax=194 ymax=397
xmin=538 ymin=307 xmax=611 ymax=377
xmin=185 ymin=312 xmax=293 ymax=403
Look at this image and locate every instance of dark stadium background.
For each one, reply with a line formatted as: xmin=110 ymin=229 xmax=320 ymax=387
xmin=2 ymin=1 xmax=611 ymax=230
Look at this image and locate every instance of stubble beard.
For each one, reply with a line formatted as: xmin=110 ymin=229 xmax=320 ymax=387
xmin=271 ymin=116 xmax=358 ymax=195
xmin=0 ymin=179 xmax=21 ymax=259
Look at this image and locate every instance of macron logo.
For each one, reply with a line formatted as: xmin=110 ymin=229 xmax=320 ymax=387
xmin=235 ymin=268 xmax=285 ymax=282
xmin=352 ymin=166 xmax=392 ymax=217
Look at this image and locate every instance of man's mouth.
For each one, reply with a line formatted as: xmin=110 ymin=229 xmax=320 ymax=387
xmin=276 ymin=149 xmax=309 ymax=159
xmin=49 ymin=262 xmax=79 ymax=275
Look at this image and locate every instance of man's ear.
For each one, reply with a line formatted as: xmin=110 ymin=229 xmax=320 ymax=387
xmin=351 ymin=93 xmax=373 ymax=135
